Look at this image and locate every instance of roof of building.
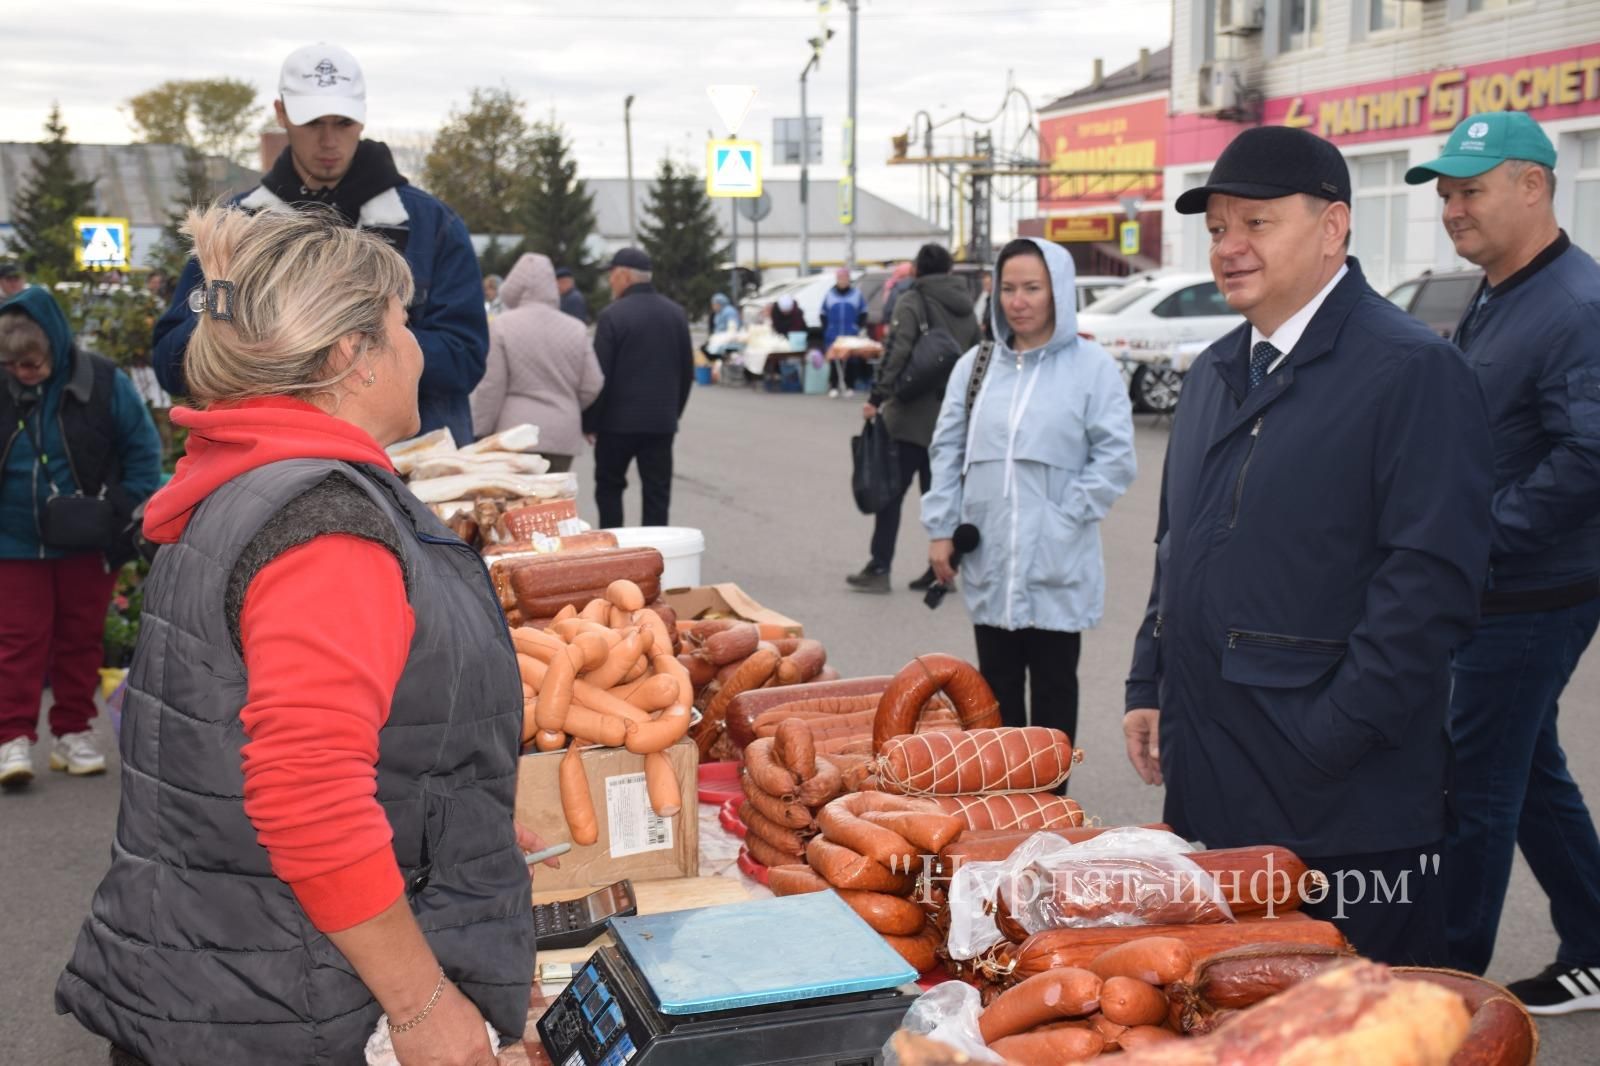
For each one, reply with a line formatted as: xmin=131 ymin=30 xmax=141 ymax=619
xmin=0 ymin=142 xmax=257 ymax=229
xmin=1041 ymin=44 xmax=1172 ymax=113
xmin=585 ymin=177 xmax=944 ymax=240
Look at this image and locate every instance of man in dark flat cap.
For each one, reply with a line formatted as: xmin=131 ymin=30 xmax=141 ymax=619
xmin=1123 ymin=126 xmax=1494 ymax=964
xmin=583 ymin=248 xmax=694 ymax=527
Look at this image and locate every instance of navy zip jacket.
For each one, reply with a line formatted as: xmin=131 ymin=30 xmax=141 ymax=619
xmin=1453 ymin=232 xmax=1600 ymax=610
xmin=151 ymin=145 xmax=488 ymax=443
xmin=583 ymin=282 xmax=694 ymax=436
xmin=1125 ymin=259 xmax=1493 ymax=857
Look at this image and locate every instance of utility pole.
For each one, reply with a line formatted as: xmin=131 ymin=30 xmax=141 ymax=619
xmin=845 ymin=0 xmax=859 ymax=271
xmin=624 ymin=95 xmax=637 ymax=243
xmin=799 ymin=51 xmax=817 ymax=276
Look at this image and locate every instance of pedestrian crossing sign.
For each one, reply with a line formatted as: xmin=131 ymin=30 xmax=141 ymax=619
xmin=75 ymin=217 xmax=130 ymax=271
xmin=1120 ymin=220 xmax=1141 ymax=257
xmin=706 ymin=140 xmax=762 ymax=198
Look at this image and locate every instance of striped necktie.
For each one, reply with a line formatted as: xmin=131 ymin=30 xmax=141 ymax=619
xmin=1249 ymin=341 xmax=1280 ymax=394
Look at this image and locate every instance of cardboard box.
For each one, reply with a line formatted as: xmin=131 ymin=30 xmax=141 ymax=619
xmin=515 ymin=737 xmax=699 ymax=891
xmin=661 ymin=582 xmax=804 ymax=639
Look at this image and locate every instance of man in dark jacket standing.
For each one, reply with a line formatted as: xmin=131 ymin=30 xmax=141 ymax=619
xmin=556 ymin=266 xmax=591 ymax=324
xmin=151 ymin=43 xmax=488 ymax=443
xmin=586 ymin=248 xmax=694 ymax=528
xmin=1406 ymin=113 xmax=1600 ymax=1009
xmin=852 ymin=243 xmax=979 ymax=592
xmin=1123 ymin=127 xmax=1493 ymax=965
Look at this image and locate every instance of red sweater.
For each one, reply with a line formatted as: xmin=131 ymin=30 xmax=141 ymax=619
xmin=144 ymin=398 xmax=416 ymax=931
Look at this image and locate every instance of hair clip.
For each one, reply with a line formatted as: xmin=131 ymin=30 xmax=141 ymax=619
xmin=187 ymin=280 xmax=236 ymax=322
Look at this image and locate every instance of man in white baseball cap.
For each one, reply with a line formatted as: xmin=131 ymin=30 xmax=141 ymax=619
xmin=151 ymin=42 xmax=490 ymax=442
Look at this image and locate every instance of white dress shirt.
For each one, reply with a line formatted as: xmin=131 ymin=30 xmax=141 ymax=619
xmin=1250 ymin=263 xmax=1349 ymax=375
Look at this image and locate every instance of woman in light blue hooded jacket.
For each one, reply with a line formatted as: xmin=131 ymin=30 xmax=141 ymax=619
xmin=922 ymin=237 xmax=1136 ymax=744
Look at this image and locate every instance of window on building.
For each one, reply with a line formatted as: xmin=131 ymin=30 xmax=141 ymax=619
xmin=1202 ymin=0 xmax=1217 ymax=63
xmin=1282 ymin=0 xmax=1322 ymax=51
xmin=1573 ymin=132 xmax=1600 ymax=260
xmin=1369 ymin=0 xmax=1421 ymax=32
xmin=1351 ymin=152 xmax=1410 ymax=290
xmin=1467 ymin=0 xmax=1531 ymax=11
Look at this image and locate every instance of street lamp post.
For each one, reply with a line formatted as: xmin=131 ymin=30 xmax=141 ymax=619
xmin=624 ymin=95 xmax=637 ymax=244
xmin=845 ymin=0 xmax=859 ymax=271
xmin=799 ymin=42 xmax=824 ymax=276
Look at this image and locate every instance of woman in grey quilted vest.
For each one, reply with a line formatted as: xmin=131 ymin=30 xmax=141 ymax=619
xmin=56 ymin=205 xmax=540 ymax=1066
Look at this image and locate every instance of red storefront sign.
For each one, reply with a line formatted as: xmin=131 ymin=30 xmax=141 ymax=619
xmin=1170 ymin=41 xmax=1600 ymax=166
xmin=1040 ymin=96 xmax=1167 ymax=209
xmin=1044 ymin=215 xmax=1119 ymax=242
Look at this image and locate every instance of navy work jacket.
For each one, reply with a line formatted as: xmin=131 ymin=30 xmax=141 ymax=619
xmin=1125 ymin=259 xmax=1493 ymax=857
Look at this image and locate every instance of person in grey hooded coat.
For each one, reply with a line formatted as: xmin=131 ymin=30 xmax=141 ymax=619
xmin=922 ymin=237 xmax=1136 ymax=745
xmin=471 ymin=253 xmax=604 ymax=472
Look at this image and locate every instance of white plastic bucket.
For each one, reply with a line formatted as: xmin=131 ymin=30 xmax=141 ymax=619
xmin=604 ymin=526 xmax=706 ymax=589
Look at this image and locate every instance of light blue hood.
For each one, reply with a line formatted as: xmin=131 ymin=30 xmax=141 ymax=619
xmin=920 ymin=238 xmax=1136 ymax=635
xmin=991 ymin=237 xmax=1078 ymax=354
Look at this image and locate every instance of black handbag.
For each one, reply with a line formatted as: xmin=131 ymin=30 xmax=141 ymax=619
xmin=850 ymin=415 xmax=902 ymax=515
xmin=40 ymin=491 xmax=118 ymax=552
xmin=892 ymin=291 xmax=966 ymax=401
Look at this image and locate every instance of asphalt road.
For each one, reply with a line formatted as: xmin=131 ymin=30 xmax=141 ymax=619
xmin=5 ymin=381 xmax=1597 ymax=1062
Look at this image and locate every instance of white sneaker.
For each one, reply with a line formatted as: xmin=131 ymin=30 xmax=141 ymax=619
xmin=828 ymin=388 xmax=840 ymax=398
xmin=0 ymin=736 xmax=33 ymax=787
xmin=50 ymin=731 xmax=107 ymax=776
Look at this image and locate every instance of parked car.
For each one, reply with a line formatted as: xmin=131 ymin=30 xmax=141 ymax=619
xmin=1385 ymin=268 xmax=1482 ymax=338
xmin=1076 ymin=271 xmax=1243 ymax=413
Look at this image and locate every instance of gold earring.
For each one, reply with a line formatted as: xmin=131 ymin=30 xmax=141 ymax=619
xmin=364 ymin=372 xmax=375 ymax=387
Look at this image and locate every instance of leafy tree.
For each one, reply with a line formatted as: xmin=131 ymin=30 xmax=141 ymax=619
xmin=638 ymin=157 xmax=726 ymax=313
xmin=423 ymin=87 xmax=530 ymax=235
xmin=126 ymin=78 xmax=262 ymax=167
xmin=518 ymin=121 xmax=599 ymax=298
xmin=7 ymin=105 xmax=97 ymax=284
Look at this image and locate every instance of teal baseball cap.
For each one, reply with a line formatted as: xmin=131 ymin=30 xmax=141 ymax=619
xmin=1405 ymin=111 xmax=1557 ymax=184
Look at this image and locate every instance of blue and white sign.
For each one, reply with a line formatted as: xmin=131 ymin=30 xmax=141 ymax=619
xmin=706 ymin=140 xmax=762 ymax=199
xmin=75 ymin=217 xmax=130 ymax=271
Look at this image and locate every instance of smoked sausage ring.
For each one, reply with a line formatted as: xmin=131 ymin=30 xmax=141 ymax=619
xmin=873 ymin=653 xmax=1002 ymax=754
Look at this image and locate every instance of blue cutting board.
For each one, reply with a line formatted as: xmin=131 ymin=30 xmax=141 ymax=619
xmin=609 ymin=891 xmax=918 ymax=1015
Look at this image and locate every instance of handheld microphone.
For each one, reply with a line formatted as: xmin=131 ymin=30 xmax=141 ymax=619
xmin=925 ymin=524 xmax=981 ymax=609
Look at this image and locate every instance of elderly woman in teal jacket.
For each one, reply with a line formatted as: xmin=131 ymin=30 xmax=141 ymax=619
xmin=0 ymin=285 xmax=161 ymax=786
xmin=922 ymin=238 xmax=1136 ymax=745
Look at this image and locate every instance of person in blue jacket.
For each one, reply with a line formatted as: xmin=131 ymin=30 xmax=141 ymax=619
xmin=922 ymin=237 xmax=1135 ymax=745
xmin=1406 ymin=113 xmax=1600 ymax=1011
xmin=150 ymin=43 xmax=487 ymax=443
xmin=821 ymin=268 xmax=867 ymax=396
xmin=0 ymin=286 xmax=161 ymax=787
xmin=1123 ymin=127 xmax=1494 ymax=965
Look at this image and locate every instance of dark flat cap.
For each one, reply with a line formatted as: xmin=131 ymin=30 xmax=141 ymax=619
xmin=1175 ymin=126 xmax=1351 ymax=215
xmin=0 ymin=262 xmax=20 ymax=279
xmin=608 ymin=247 xmax=652 ymax=272
xmin=554 ymin=266 xmax=573 ymax=279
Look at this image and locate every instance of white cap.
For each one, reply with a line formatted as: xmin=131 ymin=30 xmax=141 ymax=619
xmin=278 ymin=43 xmax=366 ymax=125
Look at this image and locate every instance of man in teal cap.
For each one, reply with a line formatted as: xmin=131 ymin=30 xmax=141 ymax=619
xmin=1407 ymin=112 xmax=1600 ymax=1011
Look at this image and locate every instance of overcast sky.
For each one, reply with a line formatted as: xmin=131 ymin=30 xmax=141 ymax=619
xmin=6 ymin=0 xmax=1170 ymax=233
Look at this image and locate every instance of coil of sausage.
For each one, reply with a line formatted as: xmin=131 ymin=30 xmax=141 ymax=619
xmin=872 ymin=653 xmax=1003 ymax=753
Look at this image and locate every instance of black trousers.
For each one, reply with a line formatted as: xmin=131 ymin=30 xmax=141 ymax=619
xmin=594 ymin=432 xmax=674 ymax=529
xmin=1300 ymin=841 xmax=1448 ymax=966
xmin=868 ymin=441 xmax=931 ymax=571
xmin=972 ymin=625 xmax=1082 ymax=743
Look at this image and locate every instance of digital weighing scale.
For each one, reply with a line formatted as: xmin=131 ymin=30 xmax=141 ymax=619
xmin=536 ymin=892 xmax=919 ymax=1066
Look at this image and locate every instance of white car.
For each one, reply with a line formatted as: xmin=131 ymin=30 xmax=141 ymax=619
xmin=1075 ymin=271 xmax=1242 ymax=413
xmin=739 ymin=270 xmax=864 ymax=334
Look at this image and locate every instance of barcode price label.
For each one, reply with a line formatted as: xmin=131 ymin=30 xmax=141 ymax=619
xmin=605 ymin=772 xmax=674 ymax=858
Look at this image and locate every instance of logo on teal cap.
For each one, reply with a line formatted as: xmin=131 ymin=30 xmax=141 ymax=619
xmin=1404 ymin=111 xmax=1557 ymax=185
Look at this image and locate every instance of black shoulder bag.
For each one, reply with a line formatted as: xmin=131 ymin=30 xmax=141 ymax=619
xmin=892 ymin=291 xmax=969 ymax=401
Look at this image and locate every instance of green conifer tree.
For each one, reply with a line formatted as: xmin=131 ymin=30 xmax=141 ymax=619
xmin=519 ymin=122 xmax=599 ymax=300
xmin=7 ymin=105 xmax=97 ymax=283
xmin=638 ymin=157 xmax=726 ymax=314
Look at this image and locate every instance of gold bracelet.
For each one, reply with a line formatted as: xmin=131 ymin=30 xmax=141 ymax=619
xmin=388 ymin=969 xmax=447 ymax=1034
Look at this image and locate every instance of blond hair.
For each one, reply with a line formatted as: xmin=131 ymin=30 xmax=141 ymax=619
xmin=181 ymin=203 xmax=414 ymax=403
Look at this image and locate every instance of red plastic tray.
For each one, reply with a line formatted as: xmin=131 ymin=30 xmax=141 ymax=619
xmin=736 ymin=846 xmax=770 ymax=885
xmin=719 ymin=798 xmax=748 ymax=838
xmin=697 ymin=760 xmax=743 ymax=806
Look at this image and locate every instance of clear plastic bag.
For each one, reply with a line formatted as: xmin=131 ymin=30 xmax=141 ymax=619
xmin=882 ymin=981 xmax=1006 ymax=1066
xmin=947 ymin=827 xmax=1232 ymax=961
